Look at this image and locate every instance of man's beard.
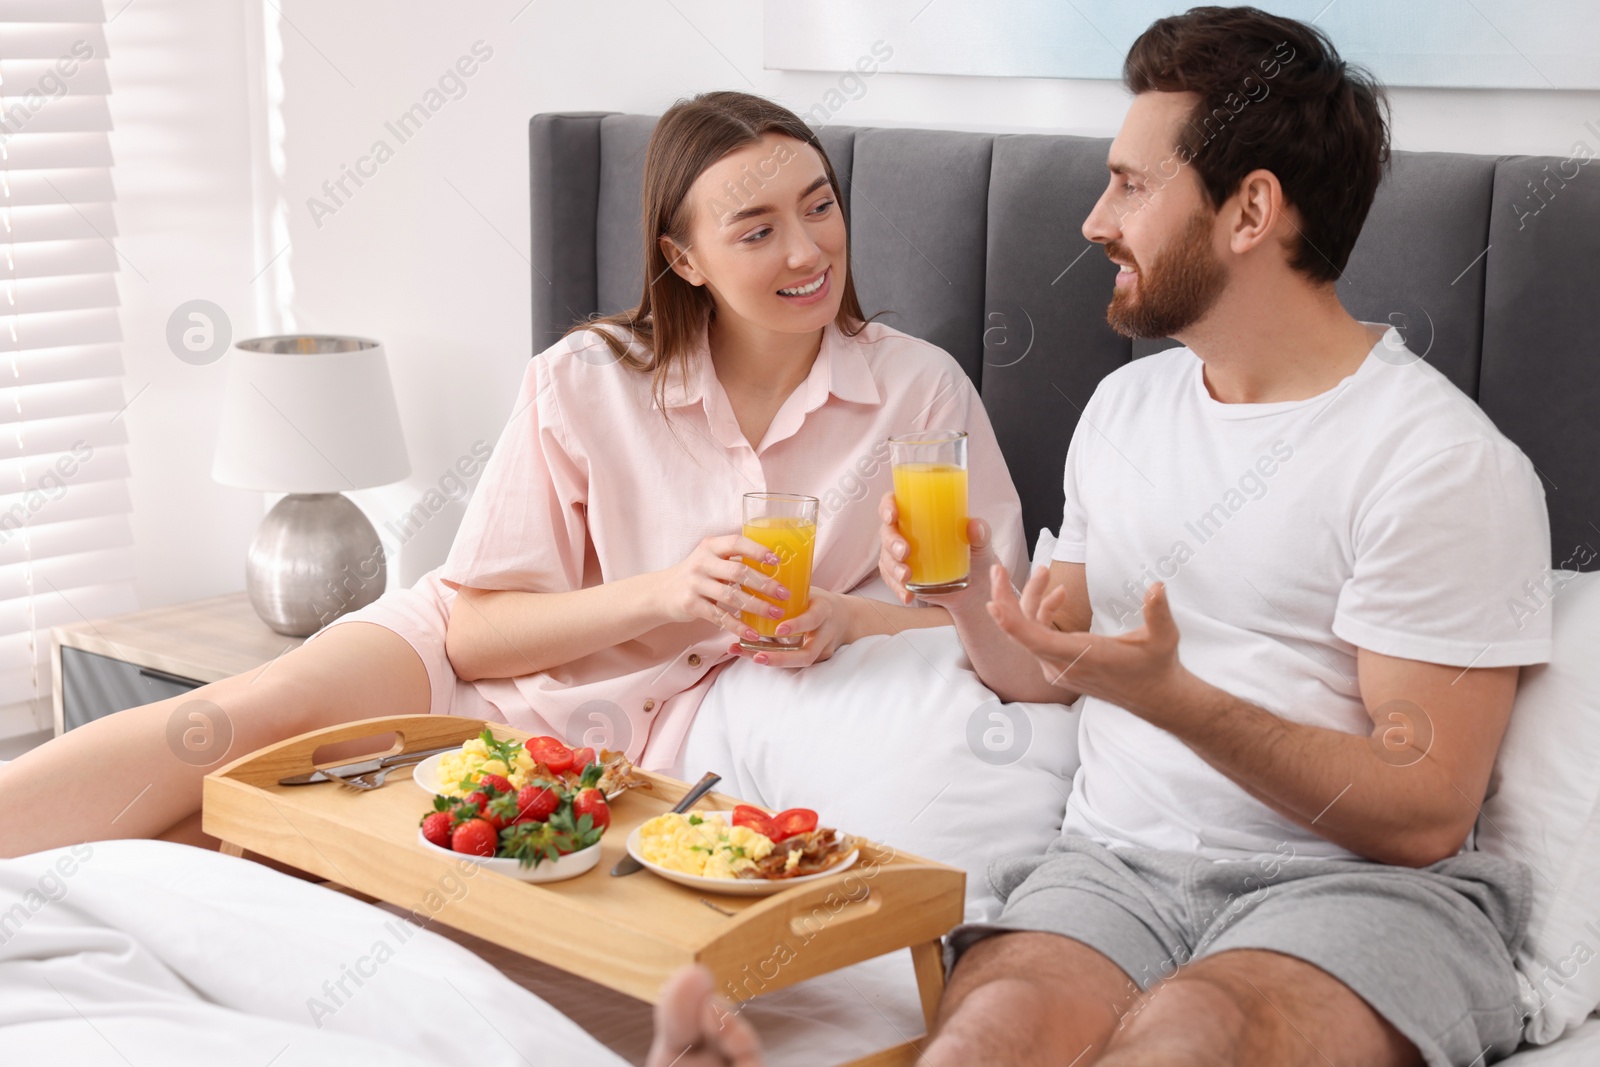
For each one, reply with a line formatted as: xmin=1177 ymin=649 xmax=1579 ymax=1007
xmin=1105 ymin=209 xmax=1229 ymax=340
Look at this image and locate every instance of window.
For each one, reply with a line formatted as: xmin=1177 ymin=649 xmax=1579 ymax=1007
xmin=0 ymin=1 xmax=135 ymax=741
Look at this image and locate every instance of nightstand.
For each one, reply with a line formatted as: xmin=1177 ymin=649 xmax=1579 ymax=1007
xmin=50 ymin=592 xmax=307 ymax=736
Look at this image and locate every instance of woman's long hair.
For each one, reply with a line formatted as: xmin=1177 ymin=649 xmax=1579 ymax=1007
xmin=569 ymin=91 xmax=870 ymax=407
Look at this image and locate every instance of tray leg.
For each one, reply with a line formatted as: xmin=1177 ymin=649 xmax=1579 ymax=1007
xmin=910 ymin=938 xmax=945 ymax=1032
xmin=219 ymin=841 xmax=245 ymax=858
xmin=835 ymin=941 xmax=948 ymax=1066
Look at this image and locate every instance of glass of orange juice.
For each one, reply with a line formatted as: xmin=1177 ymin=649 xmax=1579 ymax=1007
xmin=890 ymin=430 xmax=970 ymax=594
xmin=738 ymin=492 xmax=818 ymax=652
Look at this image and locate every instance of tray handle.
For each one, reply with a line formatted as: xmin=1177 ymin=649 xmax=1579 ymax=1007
xmin=207 ymin=713 xmax=513 ymax=786
xmin=700 ymin=861 xmax=965 ymax=997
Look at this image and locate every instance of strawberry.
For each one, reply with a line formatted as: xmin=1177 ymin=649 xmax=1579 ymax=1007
xmin=478 ymin=773 xmax=514 ymax=796
xmin=549 ymin=798 xmax=604 ymax=853
xmin=481 ymin=793 xmax=514 ymax=831
xmin=451 ymin=816 xmax=498 ymax=857
xmin=463 ymin=790 xmax=491 ymax=814
xmin=420 ymin=810 xmax=453 ymax=849
xmin=501 ymin=820 xmax=569 ymax=868
xmin=571 ymin=762 xmax=611 ymax=831
xmin=512 ymin=783 xmax=559 ymax=823
xmin=573 ymin=789 xmax=610 ymax=832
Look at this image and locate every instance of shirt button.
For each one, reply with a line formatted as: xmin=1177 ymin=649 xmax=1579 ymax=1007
xmin=688 ymin=653 xmax=702 ymax=667
xmin=643 ymin=699 xmax=656 ymax=712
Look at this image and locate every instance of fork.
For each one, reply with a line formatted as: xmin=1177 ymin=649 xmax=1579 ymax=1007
xmin=334 ymin=758 xmax=423 ymax=793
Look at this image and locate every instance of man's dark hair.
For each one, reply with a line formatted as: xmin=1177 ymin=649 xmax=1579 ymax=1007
xmin=1124 ymin=5 xmax=1390 ymax=284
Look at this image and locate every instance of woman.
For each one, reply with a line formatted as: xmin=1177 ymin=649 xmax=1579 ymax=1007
xmin=0 ymin=91 xmax=1024 ymax=857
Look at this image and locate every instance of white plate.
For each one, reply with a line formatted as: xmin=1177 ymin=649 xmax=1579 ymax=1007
xmin=624 ymin=810 xmax=859 ymax=897
xmin=415 ymin=827 xmax=602 ymax=883
xmin=412 ymin=749 xmax=628 ymax=800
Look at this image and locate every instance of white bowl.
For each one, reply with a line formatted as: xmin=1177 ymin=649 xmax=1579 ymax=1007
xmin=415 ymin=827 xmax=602 ymax=883
xmin=624 ymin=810 xmax=859 ymax=897
xmin=412 ymin=749 xmax=628 ymax=800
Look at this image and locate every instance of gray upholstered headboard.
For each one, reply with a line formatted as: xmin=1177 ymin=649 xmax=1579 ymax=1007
xmin=528 ymin=112 xmax=1599 ymax=570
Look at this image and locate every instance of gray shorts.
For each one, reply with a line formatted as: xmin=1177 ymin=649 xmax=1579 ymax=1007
xmin=945 ymin=835 xmax=1532 ymax=1067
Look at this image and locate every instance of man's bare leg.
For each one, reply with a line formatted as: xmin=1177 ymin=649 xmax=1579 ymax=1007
xmin=646 ymin=965 xmax=764 ymax=1067
xmin=0 ymin=621 xmax=430 ymax=857
xmin=922 ymin=931 xmax=1142 ymax=1067
xmin=1097 ymin=949 xmax=1422 ymax=1067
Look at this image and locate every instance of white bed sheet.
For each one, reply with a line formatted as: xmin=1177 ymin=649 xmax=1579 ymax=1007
xmin=5 ymin=838 xmax=1595 ymax=1065
xmin=1503 ymin=1018 xmax=1600 ymax=1065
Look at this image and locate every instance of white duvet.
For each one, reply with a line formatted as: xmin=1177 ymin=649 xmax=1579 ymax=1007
xmin=0 ymin=839 xmax=930 ymax=1066
xmin=0 ymin=839 xmax=624 ymax=1066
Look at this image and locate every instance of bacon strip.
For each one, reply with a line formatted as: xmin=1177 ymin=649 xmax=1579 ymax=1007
xmin=738 ymin=829 xmax=856 ymax=880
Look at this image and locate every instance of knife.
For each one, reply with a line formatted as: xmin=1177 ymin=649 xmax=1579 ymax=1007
xmin=277 ymin=744 xmax=461 ymax=786
xmin=611 ymin=771 xmax=721 ymax=877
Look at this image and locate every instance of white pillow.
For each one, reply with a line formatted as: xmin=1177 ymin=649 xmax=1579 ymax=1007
xmin=678 ymin=529 xmax=1081 ymax=922
xmin=1476 ymin=571 xmax=1600 ymax=1044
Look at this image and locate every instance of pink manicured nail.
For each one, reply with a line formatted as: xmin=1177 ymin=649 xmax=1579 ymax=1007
xmin=766 ymin=554 xmax=780 ymax=565
xmin=775 ymin=587 xmax=790 ymax=601
xmin=776 ymin=624 xmax=791 ymax=636
xmin=743 ymin=629 xmax=759 ymax=641
xmin=769 ymin=606 xmax=784 ymax=618
xmin=755 ymin=653 xmax=769 ymax=665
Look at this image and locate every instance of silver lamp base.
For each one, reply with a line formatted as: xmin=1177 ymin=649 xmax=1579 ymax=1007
xmin=245 ymin=492 xmax=387 ymax=636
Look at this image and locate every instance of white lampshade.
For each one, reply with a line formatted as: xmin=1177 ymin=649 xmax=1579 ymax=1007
xmin=212 ymin=336 xmax=411 ymax=492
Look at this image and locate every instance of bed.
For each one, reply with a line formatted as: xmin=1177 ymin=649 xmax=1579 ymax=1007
xmin=5 ymin=111 xmax=1596 ymax=1065
xmin=522 ymin=111 xmax=1600 ymax=1062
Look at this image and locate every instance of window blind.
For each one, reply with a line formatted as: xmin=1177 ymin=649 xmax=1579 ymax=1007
xmin=0 ymin=0 xmax=135 ymax=740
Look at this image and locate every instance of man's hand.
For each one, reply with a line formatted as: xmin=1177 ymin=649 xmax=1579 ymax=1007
xmin=987 ymin=558 xmax=1520 ymax=867
xmin=986 ymin=562 xmax=1193 ymax=719
xmin=877 ymin=490 xmax=995 ymax=610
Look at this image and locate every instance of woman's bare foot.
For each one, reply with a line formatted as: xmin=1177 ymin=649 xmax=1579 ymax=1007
xmin=646 ymin=965 xmax=764 ymax=1067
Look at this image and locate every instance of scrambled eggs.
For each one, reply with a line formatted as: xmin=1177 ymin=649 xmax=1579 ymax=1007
xmin=436 ymin=737 xmax=536 ymax=797
xmin=638 ymin=813 xmax=776 ymax=879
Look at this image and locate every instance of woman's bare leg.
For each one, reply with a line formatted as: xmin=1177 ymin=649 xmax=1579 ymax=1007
xmin=0 ymin=621 xmax=430 ymax=857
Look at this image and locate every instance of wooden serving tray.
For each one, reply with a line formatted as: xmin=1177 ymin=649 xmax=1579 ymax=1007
xmin=202 ymin=715 xmax=965 ymax=1066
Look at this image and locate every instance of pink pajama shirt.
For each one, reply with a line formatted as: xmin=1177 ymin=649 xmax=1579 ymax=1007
xmin=308 ymin=320 xmax=1026 ymax=771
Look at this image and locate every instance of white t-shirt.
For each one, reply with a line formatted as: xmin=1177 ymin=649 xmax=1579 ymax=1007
xmin=1052 ymin=323 xmax=1553 ymax=862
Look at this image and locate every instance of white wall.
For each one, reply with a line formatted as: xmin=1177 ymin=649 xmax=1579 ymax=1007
xmin=111 ymin=0 xmax=1600 ymax=608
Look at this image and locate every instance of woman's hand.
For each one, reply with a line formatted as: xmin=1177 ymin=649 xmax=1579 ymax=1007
xmin=650 ymin=534 xmax=792 ymax=642
xmin=728 ymin=587 xmax=854 ymax=668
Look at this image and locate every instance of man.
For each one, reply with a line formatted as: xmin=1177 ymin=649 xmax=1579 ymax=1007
xmin=647 ymin=6 xmax=1550 ymax=1066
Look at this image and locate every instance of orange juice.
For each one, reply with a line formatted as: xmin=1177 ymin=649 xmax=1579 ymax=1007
xmin=893 ymin=462 xmax=969 ymax=590
xmin=740 ymin=516 xmax=816 ymax=641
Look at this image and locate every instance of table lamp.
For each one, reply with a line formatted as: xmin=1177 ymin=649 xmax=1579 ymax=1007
xmin=212 ymin=335 xmax=412 ymax=636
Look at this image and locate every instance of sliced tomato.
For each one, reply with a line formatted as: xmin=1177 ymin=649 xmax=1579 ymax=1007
xmin=770 ymin=808 xmax=818 ymax=842
xmin=526 ymin=735 xmax=574 ymax=775
xmin=569 ymin=746 xmax=597 ymax=772
xmin=731 ymin=804 xmax=778 ymax=839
